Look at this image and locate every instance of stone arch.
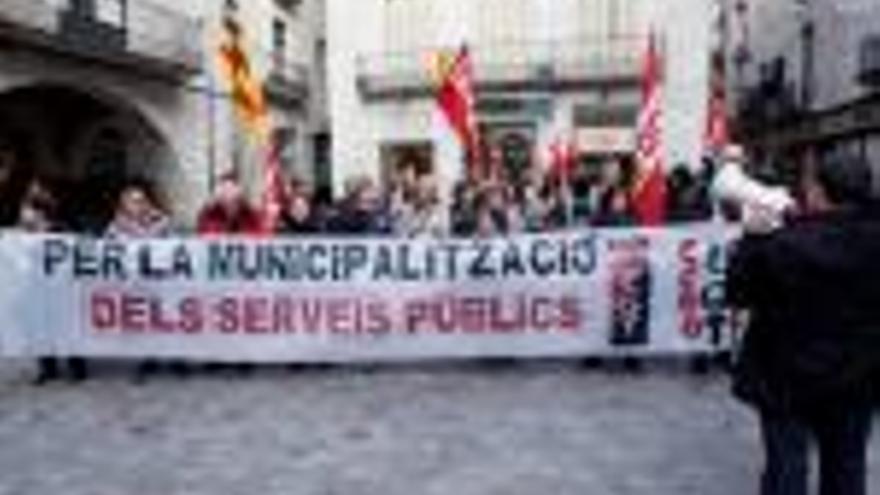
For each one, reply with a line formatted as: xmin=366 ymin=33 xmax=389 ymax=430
xmin=0 ymin=82 xmax=183 ymax=231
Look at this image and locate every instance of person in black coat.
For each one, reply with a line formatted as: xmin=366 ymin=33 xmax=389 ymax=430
xmin=727 ymin=153 xmax=880 ymax=495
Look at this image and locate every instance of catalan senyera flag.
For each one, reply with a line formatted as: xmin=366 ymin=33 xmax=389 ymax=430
xmin=217 ymin=15 xmax=285 ymax=233
xmin=218 ymin=17 xmax=270 ymax=143
xmin=630 ymin=34 xmax=667 ymax=226
xmin=430 ymin=45 xmax=481 ymax=176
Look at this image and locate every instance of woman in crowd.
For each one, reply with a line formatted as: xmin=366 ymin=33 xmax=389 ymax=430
xmin=105 ymin=182 xmax=189 ymax=382
xmin=399 ymin=175 xmax=447 ymax=239
xmin=106 ymin=181 xmax=172 ymax=239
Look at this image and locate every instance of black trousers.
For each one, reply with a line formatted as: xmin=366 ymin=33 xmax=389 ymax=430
xmin=759 ymin=402 xmax=873 ymax=495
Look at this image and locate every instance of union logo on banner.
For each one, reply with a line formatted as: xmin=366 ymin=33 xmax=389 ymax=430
xmin=607 ymin=236 xmax=653 ymax=347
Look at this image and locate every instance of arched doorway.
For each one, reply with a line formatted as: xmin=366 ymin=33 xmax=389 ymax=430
xmin=0 ymin=84 xmax=178 ymax=232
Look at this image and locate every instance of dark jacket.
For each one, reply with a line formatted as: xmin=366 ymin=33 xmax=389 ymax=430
xmin=727 ymin=207 xmax=880 ymax=412
xmin=328 ymin=206 xmax=387 ymax=235
xmin=279 ymin=212 xmax=320 ymax=235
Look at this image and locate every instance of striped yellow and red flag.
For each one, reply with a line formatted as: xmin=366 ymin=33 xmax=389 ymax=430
xmin=429 ymin=45 xmax=482 ymax=177
xmin=217 ymin=16 xmax=271 ymax=143
xmin=216 ymin=14 xmax=285 ymax=233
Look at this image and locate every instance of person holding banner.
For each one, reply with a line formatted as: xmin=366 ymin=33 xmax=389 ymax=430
xmin=727 ymin=153 xmax=880 ymax=495
xmin=197 ymin=173 xmax=262 ymax=237
xmin=105 ymin=182 xmax=188 ymax=382
xmin=19 ymin=180 xmax=89 ymax=384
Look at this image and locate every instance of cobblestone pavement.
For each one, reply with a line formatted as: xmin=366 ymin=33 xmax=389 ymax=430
xmin=0 ymin=360 xmax=877 ymax=495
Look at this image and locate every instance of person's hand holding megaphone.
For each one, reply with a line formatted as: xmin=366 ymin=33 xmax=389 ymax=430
xmin=712 ymin=145 xmax=796 ymax=234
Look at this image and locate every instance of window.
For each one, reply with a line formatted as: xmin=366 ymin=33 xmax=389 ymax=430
xmin=573 ymin=104 xmax=638 ymax=127
xmin=273 ymin=127 xmax=297 ymax=171
xmin=95 ymin=0 xmax=125 ymax=27
xmin=69 ymin=0 xmax=125 ymax=26
xmin=272 ymin=18 xmax=287 ymax=70
xmin=276 ymin=0 xmax=302 ymax=16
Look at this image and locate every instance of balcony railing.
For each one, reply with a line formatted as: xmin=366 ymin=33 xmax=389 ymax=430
xmin=0 ymin=0 xmax=202 ymax=78
xmin=357 ymin=36 xmax=643 ymax=99
xmin=263 ymin=50 xmax=309 ymax=106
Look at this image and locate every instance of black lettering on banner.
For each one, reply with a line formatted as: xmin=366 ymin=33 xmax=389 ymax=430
xmin=264 ymin=245 xmax=293 ymax=280
xmin=399 ymin=243 xmax=421 ymax=281
xmin=342 ymin=244 xmax=369 ymax=280
xmin=372 ymin=244 xmax=394 ymax=281
xmin=530 ymin=239 xmax=555 ymax=276
xmin=137 ymin=244 xmax=156 ymax=279
xmin=43 ymin=238 xmax=69 ymax=277
xmin=441 ymin=243 xmax=460 ymax=280
xmin=208 ymin=242 xmax=235 ymax=280
xmin=703 ymin=242 xmax=729 ymax=345
xmin=306 ymin=244 xmax=328 ymax=281
xmin=103 ymin=241 xmax=128 ymax=280
xmin=469 ymin=243 xmax=494 ymax=279
xmin=499 ymin=242 xmax=527 ymax=277
xmin=570 ymin=236 xmax=597 ymax=275
xmin=171 ymin=244 xmax=194 ymax=280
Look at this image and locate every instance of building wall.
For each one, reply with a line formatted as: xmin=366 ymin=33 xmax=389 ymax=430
xmin=0 ymin=0 xmax=327 ymax=224
xmin=327 ymin=0 xmax=713 ymax=196
xmin=738 ymin=0 xmax=879 ymax=111
xmin=732 ymin=0 xmax=880 ymax=188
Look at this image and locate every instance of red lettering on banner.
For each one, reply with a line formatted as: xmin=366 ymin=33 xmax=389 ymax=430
xmin=89 ymin=291 xmax=208 ymax=334
xmin=366 ymin=301 xmax=392 ymax=335
xmin=179 ymin=298 xmax=204 ymax=334
xmin=301 ymin=300 xmax=323 ymax=334
xmin=87 ymin=291 xmax=580 ymax=339
xmin=243 ymin=297 xmax=270 ymax=334
xmin=404 ymin=295 xmax=582 ymax=335
xmin=216 ymin=298 xmax=240 ymax=334
xmin=91 ymin=292 xmax=118 ymax=331
xmin=558 ymin=296 xmax=582 ymax=332
xmin=327 ymin=299 xmax=351 ymax=334
xmin=678 ymin=239 xmax=702 ymax=339
xmin=530 ymin=297 xmax=554 ymax=332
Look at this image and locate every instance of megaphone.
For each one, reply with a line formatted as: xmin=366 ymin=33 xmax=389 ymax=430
xmin=711 ymin=145 xmax=795 ymax=228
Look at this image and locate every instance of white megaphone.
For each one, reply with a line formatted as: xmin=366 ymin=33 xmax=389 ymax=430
xmin=712 ymin=145 xmax=795 ymax=229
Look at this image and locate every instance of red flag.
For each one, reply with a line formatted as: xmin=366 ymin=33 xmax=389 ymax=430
xmin=630 ymin=34 xmax=667 ymax=226
xmin=434 ymin=45 xmax=481 ymax=175
xmin=704 ymin=54 xmax=730 ymax=154
xmin=258 ymin=138 xmax=288 ymax=234
xmin=549 ymin=134 xmax=578 ymax=183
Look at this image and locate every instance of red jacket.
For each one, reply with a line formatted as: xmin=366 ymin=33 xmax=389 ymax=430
xmin=197 ymin=202 xmax=263 ymax=236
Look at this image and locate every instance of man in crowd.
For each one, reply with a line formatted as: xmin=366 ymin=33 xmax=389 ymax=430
xmin=727 ymin=153 xmax=880 ymax=495
xmin=197 ymin=173 xmax=262 ymax=236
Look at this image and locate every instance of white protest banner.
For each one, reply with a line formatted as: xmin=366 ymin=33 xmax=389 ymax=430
xmin=0 ymin=225 xmax=735 ymax=363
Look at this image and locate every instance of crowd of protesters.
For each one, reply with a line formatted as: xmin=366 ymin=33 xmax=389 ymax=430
xmin=0 ymin=144 xmax=723 ymax=384
xmin=188 ymin=157 xmax=717 ymax=240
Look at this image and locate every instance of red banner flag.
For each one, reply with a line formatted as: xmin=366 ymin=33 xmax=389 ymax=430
xmin=549 ymin=134 xmax=578 ymax=184
xmin=704 ymin=54 xmax=730 ymax=155
xmin=258 ymin=139 xmax=288 ymax=234
xmin=630 ymin=34 xmax=667 ymax=226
